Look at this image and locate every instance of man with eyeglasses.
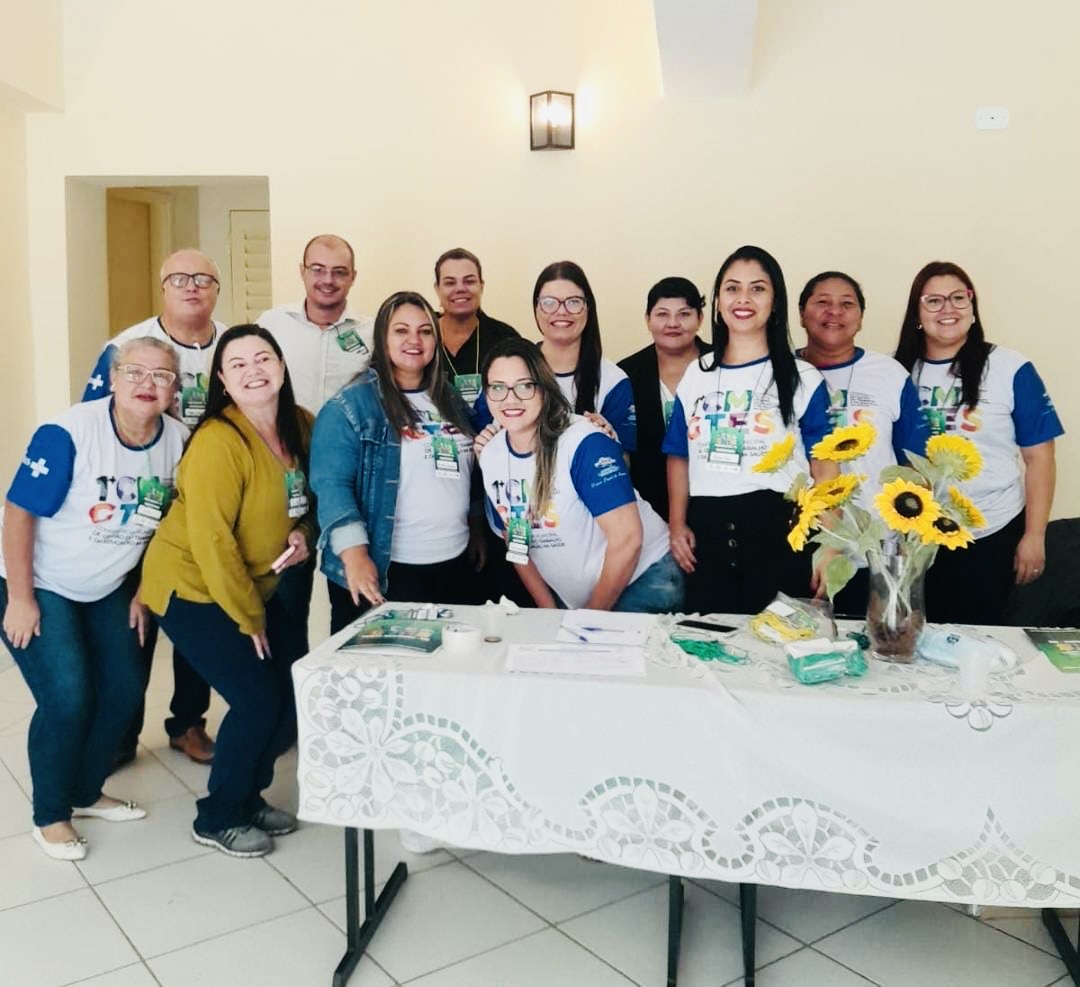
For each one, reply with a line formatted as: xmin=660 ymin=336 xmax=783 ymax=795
xmin=257 ymin=234 xmax=374 ymax=414
xmin=82 ymin=248 xmax=225 ymax=770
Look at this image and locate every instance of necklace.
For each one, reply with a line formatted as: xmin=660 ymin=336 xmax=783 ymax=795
xmin=441 ymin=318 xmax=480 ymax=377
xmin=110 ymin=403 xmax=158 ymax=450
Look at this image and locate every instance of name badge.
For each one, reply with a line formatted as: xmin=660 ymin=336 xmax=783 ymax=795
xmin=505 ymin=513 xmax=531 ymax=565
xmin=432 ymin=434 xmax=461 ymax=478
xmin=179 ymin=385 xmax=207 ymax=426
xmin=707 ymin=423 xmax=744 ymax=473
xmin=452 ymin=373 xmax=482 ymax=405
xmin=131 ymin=477 xmax=172 ymax=529
xmin=336 ymin=326 xmax=368 ymax=354
xmin=285 ymin=468 xmax=309 ymax=518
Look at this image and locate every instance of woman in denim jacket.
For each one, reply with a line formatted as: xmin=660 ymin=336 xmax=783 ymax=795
xmin=311 ymin=291 xmax=483 ymax=633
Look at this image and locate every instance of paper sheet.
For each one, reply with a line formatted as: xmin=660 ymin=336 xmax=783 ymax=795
xmin=505 ymin=643 xmax=647 ymax=677
xmin=555 ymin=610 xmax=654 ymax=646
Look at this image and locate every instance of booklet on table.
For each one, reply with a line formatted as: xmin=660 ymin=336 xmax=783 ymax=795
xmin=1025 ymin=629 xmax=1080 ymax=672
xmin=338 ymin=610 xmax=448 ymax=656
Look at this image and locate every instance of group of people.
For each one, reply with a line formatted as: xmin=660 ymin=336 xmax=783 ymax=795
xmin=0 ymin=234 xmax=1063 ymax=863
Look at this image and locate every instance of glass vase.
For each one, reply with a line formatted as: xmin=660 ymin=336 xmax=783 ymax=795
xmin=865 ymin=551 xmax=926 ymax=663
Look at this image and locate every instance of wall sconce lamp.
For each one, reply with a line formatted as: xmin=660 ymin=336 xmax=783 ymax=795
xmin=530 ymin=91 xmax=575 ymax=150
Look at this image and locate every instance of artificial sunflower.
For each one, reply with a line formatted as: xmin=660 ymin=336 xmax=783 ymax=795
xmin=752 ymin=433 xmax=796 ymax=474
xmin=787 ymin=487 xmax=828 ymax=551
xmin=874 ymin=478 xmax=941 ymax=536
xmin=809 ymin=473 xmax=860 ymax=508
xmin=926 ymin=434 xmax=982 ymax=481
xmin=947 ymin=486 xmax=987 ymax=530
xmin=810 ymin=422 xmax=877 ymax=462
xmin=923 ymin=514 xmax=975 ymax=550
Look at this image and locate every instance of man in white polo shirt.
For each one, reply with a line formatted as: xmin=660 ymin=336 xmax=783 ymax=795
xmin=83 ymin=248 xmax=225 ymax=769
xmin=257 ymin=234 xmax=374 ymax=413
xmin=257 ymin=234 xmax=374 ymax=663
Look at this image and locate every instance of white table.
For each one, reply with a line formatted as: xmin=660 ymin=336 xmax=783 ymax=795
xmin=293 ymin=606 xmax=1080 ymax=984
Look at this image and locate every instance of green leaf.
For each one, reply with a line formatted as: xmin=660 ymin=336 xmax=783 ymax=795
xmin=904 ymin=451 xmax=942 ymax=486
xmin=879 ymin=465 xmax=929 ymax=488
xmin=824 ymin=554 xmax=858 ymax=602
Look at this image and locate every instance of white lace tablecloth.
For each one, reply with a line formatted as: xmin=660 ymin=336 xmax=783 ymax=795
xmin=292 ymin=607 xmax=1080 ymax=907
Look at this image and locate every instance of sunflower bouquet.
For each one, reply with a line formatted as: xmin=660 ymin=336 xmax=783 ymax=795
xmin=754 ymin=424 xmax=985 ymax=658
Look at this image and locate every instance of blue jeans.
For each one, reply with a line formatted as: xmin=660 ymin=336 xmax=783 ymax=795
xmin=613 ymin=552 xmax=685 ymax=614
xmin=156 ymin=594 xmax=298 ymax=833
xmin=271 ymin=552 xmax=317 ymax=658
xmin=0 ymin=577 xmax=144 ymax=827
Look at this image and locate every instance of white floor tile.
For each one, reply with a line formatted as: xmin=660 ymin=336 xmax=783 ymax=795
xmin=93 ymin=851 xmax=309 ymax=957
xmin=742 ymin=885 xmax=898 ymax=943
xmin=102 ymin=748 xmax=191 ymax=803
xmin=0 ymin=728 xmax=31 ymax=777
xmin=68 ymin=962 xmax=161 ymax=986
xmin=0 ymin=665 xmax=32 ymax=702
xmin=406 ymin=927 xmax=635 ymax=987
xmin=74 ymin=793 xmax=212 ymax=885
xmin=0 ymin=765 xmax=31 ymax=839
xmin=0 ymin=698 xmax=32 ymax=736
xmin=560 ymin=880 xmax=801 ymax=987
xmin=464 ymin=851 xmax=666 ymax=922
xmin=0 ymin=829 xmax=87 ymax=910
xmin=267 ymin=820 xmax=453 ymax=904
xmin=146 ymin=744 xmax=212 ymax=796
xmin=983 ymin=915 xmax=1062 ymax=957
xmin=321 ymin=861 xmax=546 ymax=983
xmin=149 ymin=907 xmax=393 ymax=987
xmin=0 ymin=888 xmax=137 ymax=986
xmin=816 ymin=900 xmax=1066 ymax=986
xmin=722 ymin=947 xmax=877 ymax=986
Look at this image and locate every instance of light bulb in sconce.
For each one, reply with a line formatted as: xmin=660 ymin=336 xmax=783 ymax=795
xmin=530 ymin=91 xmax=575 ymax=150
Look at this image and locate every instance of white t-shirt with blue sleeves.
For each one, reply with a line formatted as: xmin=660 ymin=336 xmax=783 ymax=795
xmin=480 ymin=418 xmax=668 ymax=609
xmin=662 ymin=356 xmax=831 ymax=497
xmin=554 ymin=358 xmax=637 ymax=451
xmin=0 ymin=398 xmax=188 ymax=602
xmin=809 ymin=347 xmax=929 ymax=503
xmin=913 ymin=345 xmax=1064 ymax=536
xmin=82 ymin=317 xmax=224 ymax=427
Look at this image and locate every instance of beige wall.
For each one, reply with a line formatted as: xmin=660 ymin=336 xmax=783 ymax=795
xmin=21 ymin=0 xmax=1080 ymax=514
xmin=197 ymin=181 xmax=270 ymax=326
xmin=65 ymin=179 xmax=108 ymax=400
xmin=0 ymin=109 xmax=35 ymax=477
xmin=0 ymin=0 xmax=62 ymax=110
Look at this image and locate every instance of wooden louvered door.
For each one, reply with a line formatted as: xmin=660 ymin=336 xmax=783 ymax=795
xmin=228 ymin=210 xmax=272 ymax=323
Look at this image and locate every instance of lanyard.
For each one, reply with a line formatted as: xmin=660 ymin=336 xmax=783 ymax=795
xmin=442 ymin=322 xmax=480 ymax=378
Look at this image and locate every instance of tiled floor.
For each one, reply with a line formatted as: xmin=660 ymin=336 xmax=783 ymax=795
xmin=0 ymin=604 xmax=1074 ymax=986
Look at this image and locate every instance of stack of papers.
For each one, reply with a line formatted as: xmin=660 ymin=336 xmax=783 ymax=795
xmin=506 ymin=644 xmax=646 ymax=677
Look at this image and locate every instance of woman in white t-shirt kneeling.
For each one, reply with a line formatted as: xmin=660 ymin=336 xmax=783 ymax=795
xmin=479 ymin=338 xmax=682 ymax=613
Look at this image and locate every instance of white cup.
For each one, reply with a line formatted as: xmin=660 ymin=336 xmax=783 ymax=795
xmin=481 ymin=603 xmax=507 ymax=642
xmin=958 ymin=651 xmax=992 ymax=696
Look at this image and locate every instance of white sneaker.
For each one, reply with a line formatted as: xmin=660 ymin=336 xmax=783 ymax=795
xmin=398 ymin=828 xmax=443 ymax=854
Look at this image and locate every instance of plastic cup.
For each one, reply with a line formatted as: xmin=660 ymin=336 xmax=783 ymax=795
xmin=481 ymin=604 xmax=506 ymax=643
xmin=958 ymin=651 xmax=991 ymax=695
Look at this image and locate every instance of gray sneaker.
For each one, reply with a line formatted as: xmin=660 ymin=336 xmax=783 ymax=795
xmin=192 ymin=824 xmax=272 ymax=858
xmin=251 ymin=805 xmax=298 ymax=836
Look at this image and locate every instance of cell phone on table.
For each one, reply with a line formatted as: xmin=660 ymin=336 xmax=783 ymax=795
xmin=676 ymin=618 xmax=738 ymax=633
xmin=271 ymin=545 xmax=296 ymax=574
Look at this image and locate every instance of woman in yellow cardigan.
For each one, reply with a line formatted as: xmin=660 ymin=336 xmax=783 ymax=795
xmin=141 ymin=325 xmax=314 ymax=858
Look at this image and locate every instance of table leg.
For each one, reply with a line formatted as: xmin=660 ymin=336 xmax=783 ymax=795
xmin=1041 ymin=909 xmax=1080 ymax=985
xmin=332 ymin=827 xmax=409 ymax=987
xmin=667 ymin=875 xmax=684 ymax=986
xmin=739 ymin=883 xmax=757 ymax=986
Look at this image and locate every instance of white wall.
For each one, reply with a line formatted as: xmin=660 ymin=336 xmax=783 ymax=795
xmin=20 ymin=0 xmax=1080 ymax=515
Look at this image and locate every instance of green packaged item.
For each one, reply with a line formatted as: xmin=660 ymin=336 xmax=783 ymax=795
xmin=785 ymin=638 xmax=866 ymax=684
xmin=671 ymin=634 xmax=748 ymax=664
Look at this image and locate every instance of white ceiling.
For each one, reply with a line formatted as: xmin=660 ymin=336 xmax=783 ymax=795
xmin=652 ymin=0 xmax=758 ymax=97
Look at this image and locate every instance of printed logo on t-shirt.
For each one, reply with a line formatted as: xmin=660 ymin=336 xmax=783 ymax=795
xmin=487 ymin=477 xmax=561 ymax=535
xmin=919 ymin=383 xmax=982 ymax=435
xmin=826 ymin=388 xmax=879 ymax=429
xmin=89 ymin=473 xmax=174 ymax=541
xmin=685 ymin=391 xmax=777 ymax=454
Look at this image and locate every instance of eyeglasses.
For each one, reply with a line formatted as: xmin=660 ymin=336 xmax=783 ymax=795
xmin=920 ymin=289 xmax=972 ymax=312
xmin=537 ymin=295 xmax=586 ymax=315
xmin=163 ymin=272 xmax=219 ymax=290
xmin=485 ymin=381 xmax=538 ymax=401
xmin=304 ymin=264 xmax=353 ymax=281
xmin=116 ymin=364 xmax=177 ymax=388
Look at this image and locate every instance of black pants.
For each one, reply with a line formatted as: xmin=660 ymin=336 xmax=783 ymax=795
xmin=925 ymin=510 xmax=1025 ymax=625
xmin=270 ymin=553 xmax=318 ymax=661
xmin=328 ymin=550 xmax=482 ymax=634
xmin=686 ymin=491 xmax=812 ymax=616
xmin=119 ymin=622 xmax=210 ymax=755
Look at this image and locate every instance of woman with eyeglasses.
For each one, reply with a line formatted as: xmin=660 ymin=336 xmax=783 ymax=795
xmin=796 ymin=271 xmax=929 ymax=614
xmin=532 ymin=261 xmax=637 ymax=450
xmin=0 ymin=337 xmax=187 ymax=860
xmin=140 ymin=325 xmax=315 ymax=859
xmin=479 ymin=337 xmax=682 ymax=612
xmin=662 ymin=245 xmax=836 ymax=616
xmin=310 ymin=291 xmax=481 ymax=633
xmin=894 ymin=261 xmax=1063 ymax=625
